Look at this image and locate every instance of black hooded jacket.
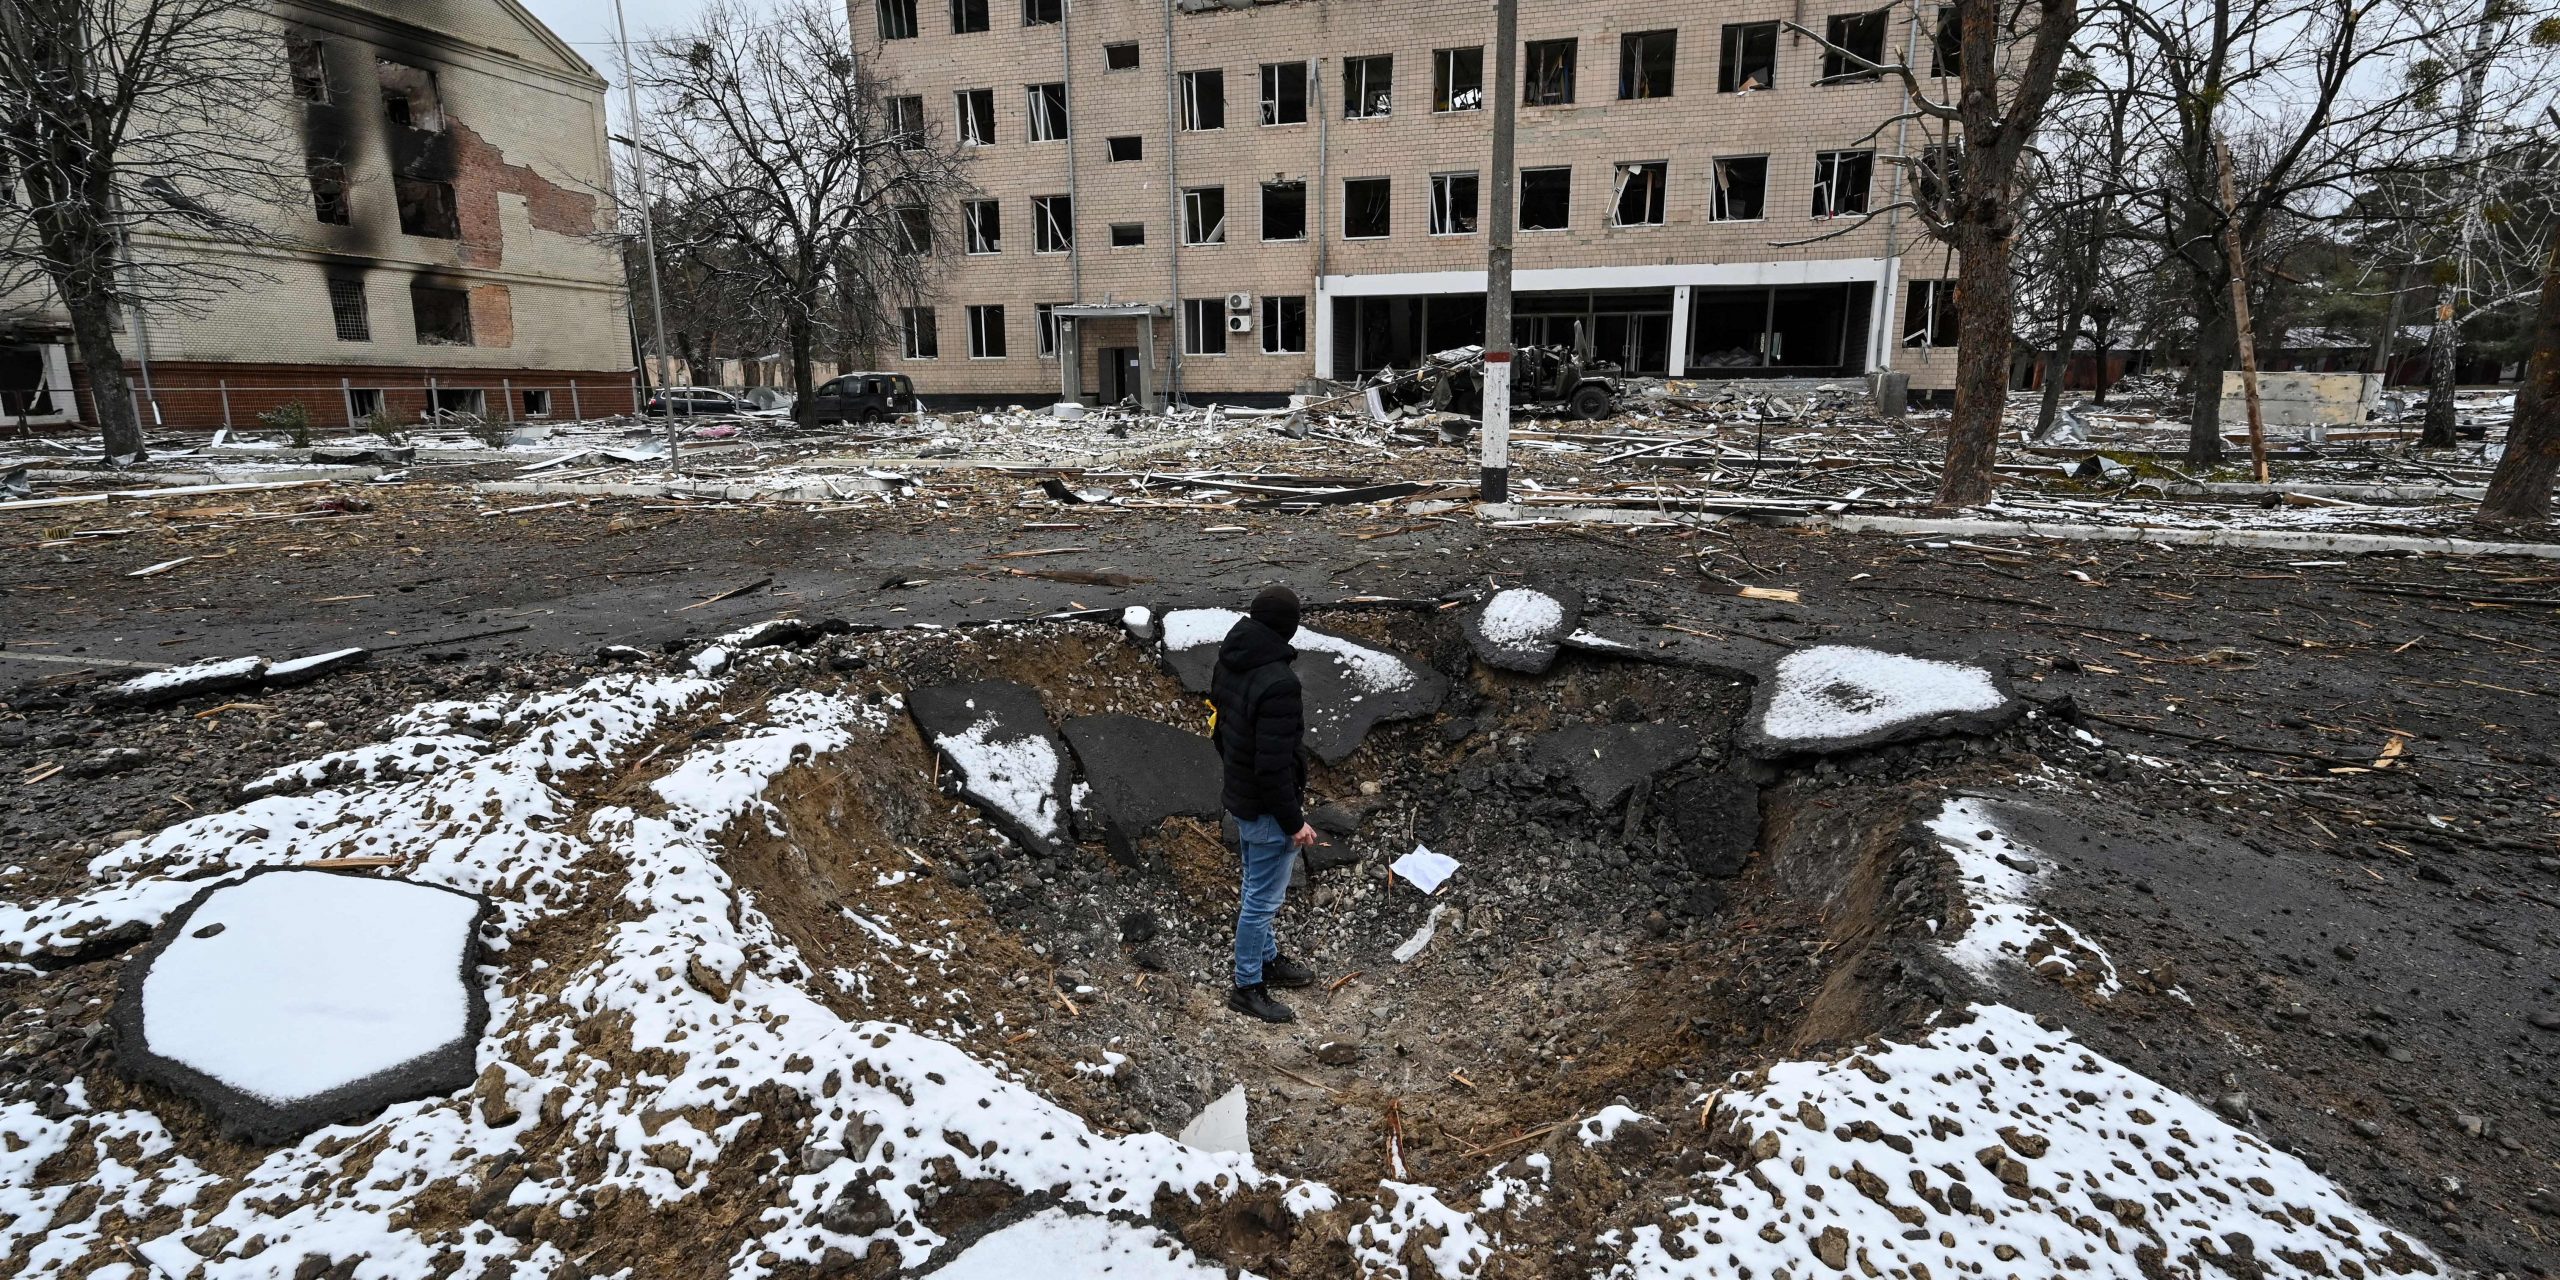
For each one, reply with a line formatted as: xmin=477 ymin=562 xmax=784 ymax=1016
xmin=1210 ymin=616 xmax=1306 ymax=830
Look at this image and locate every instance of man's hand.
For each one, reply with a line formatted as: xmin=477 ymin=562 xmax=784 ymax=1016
xmin=1290 ymin=823 xmax=1319 ymax=850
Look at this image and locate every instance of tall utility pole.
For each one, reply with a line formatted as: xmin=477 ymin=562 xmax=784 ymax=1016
xmin=1479 ymin=0 xmax=1518 ymax=504
xmin=613 ymin=0 xmax=678 ymax=470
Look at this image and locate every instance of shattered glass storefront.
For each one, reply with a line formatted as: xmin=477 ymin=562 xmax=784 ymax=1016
xmin=1325 ymin=271 xmax=1886 ymax=381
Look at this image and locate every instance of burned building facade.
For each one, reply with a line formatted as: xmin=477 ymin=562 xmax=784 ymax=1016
xmin=0 ymin=0 xmax=633 ymax=433
xmin=852 ymin=0 xmax=1963 ymax=407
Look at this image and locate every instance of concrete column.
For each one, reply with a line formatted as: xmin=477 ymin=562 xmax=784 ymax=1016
xmin=1138 ymin=314 xmax=1160 ymax=411
xmin=1312 ymin=283 xmax=1334 ymax=381
xmin=1666 ymin=285 xmax=1692 ymax=377
xmin=1059 ymin=318 xmax=1083 ymax=403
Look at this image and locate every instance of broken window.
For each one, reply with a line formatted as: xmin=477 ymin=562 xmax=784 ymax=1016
xmin=288 ymin=36 xmax=330 ymax=103
xmin=1523 ymin=39 xmax=1576 ymax=105
xmin=522 ymin=389 xmax=552 ymax=418
xmin=1182 ymin=298 xmax=1227 ymax=356
xmin=1109 ymin=222 xmax=1144 ymax=247
xmin=901 ymin=306 xmax=938 ymax=359
xmin=1343 ymin=55 xmax=1391 ymax=119
xmin=327 ymin=277 xmax=370 ymax=341
xmin=1261 ymin=295 xmax=1307 ymax=353
xmin=1343 ymin=177 xmax=1390 ymax=239
xmin=1612 ymin=161 xmax=1667 ymax=226
xmin=896 ymin=205 xmax=933 ymax=254
xmin=1260 ymin=180 xmax=1305 ymax=241
xmin=1179 ymin=70 xmax=1225 ymax=131
xmin=1022 ymin=0 xmax=1059 ymax=27
xmin=1822 ymin=11 xmax=1888 ymax=82
xmin=1035 ymin=302 xmax=1062 ymax=357
xmin=1182 ymin=186 xmax=1225 ymax=245
xmin=1032 ymin=195 xmax=1072 ymax=251
xmin=951 ymin=0 xmax=988 ymax=35
xmin=956 ymin=88 xmax=996 ymax=145
xmin=1027 ymin=82 xmax=1068 ymax=141
xmin=887 ymin=95 xmax=927 ymax=147
xmin=308 ymin=157 xmax=351 ymax=225
xmin=1429 ymin=171 xmax=1478 ymax=235
xmin=1434 ymin=47 xmax=1483 ymax=112
xmin=1812 ymin=150 xmax=1873 ymax=217
xmin=1932 ymin=5 xmax=1961 ymax=76
xmin=1107 ymin=135 xmax=1143 ymax=161
xmin=1905 ymin=279 xmax=1957 ymax=347
xmin=878 ymin=0 xmax=918 ymax=40
xmin=394 ymin=178 xmax=458 ymax=239
xmin=1105 ymin=42 xmax=1140 ymax=71
xmin=963 ymin=199 xmax=1001 ymax=254
xmin=1709 ymin=155 xmax=1768 ymax=220
xmin=1260 ymin=62 xmax=1308 ymax=125
xmin=349 ymin=387 xmax=384 ymax=419
xmin=376 ymin=60 xmax=443 ymax=131
xmin=1620 ymin=30 xmax=1675 ymax=99
xmin=432 ymin=388 xmax=485 ymax=416
xmin=967 ymin=304 xmax=1007 ymax=357
xmin=1719 ymin=22 xmax=1777 ymax=93
xmin=1519 ymin=166 xmax=1571 ymax=231
xmin=410 ymin=281 xmax=472 ymax=346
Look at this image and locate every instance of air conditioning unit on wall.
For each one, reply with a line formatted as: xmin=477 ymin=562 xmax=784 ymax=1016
xmin=1225 ymin=292 xmax=1253 ymax=312
xmin=1226 ymin=314 xmax=1252 ymax=333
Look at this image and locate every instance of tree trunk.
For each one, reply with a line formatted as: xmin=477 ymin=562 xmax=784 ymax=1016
xmin=788 ymin=312 xmax=817 ymax=425
xmin=2034 ymin=327 xmax=2072 ymax=438
xmin=2480 ymin=223 xmax=2559 ymax=522
xmin=2422 ymin=282 xmax=2463 ymax=446
xmin=65 ymin=284 xmax=146 ymax=460
xmin=2186 ymin=290 xmax=2232 ymax=467
xmin=2091 ymin=319 xmax=2115 ymax=404
xmin=1938 ymin=217 xmax=2014 ymax=507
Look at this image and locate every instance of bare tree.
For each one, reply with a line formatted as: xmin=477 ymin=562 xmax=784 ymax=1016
xmin=2477 ymin=98 xmax=2560 ymax=523
xmin=1786 ymin=0 xmax=2084 ymax=507
xmin=628 ymin=0 xmax=968 ymax=423
xmin=0 ymin=0 xmax=295 ymax=460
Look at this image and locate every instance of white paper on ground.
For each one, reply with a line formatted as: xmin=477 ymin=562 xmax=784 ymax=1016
xmin=1392 ymin=904 xmax=1448 ymax=963
xmin=1176 ymin=1085 xmax=1249 ymax=1156
xmin=1389 ymin=845 xmax=1458 ymax=894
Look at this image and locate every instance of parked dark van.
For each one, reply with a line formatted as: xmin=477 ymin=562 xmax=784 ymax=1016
xmin=809 ymin=373 xmax=919 ymax=424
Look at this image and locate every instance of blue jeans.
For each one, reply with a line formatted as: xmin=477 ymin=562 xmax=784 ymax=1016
xmin=1232 ymin=813 xmax=1296 ymax=986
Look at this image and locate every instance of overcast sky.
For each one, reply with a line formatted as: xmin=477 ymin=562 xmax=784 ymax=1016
xmin=519 ymin=0 xmax=785 ymax=81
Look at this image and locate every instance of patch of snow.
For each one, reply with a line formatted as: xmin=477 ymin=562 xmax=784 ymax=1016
xmin=1177 ymin=1085 xmax=1250 ymax=1156
xmin=141 ymin=872 xmax=480 ymax=1105
xmin=1074 ymin=1051 xmax=1129 ymax=1080
xmin=927 ymin=1209 xmax=1258 ymax=1279
xmin=1562 ymin=628 xmax=1631 ymax=650
xmin=1161 ymin=608 xmax=1417 ymax=694
xmin=1575 ymin=1105 xmax=1645 ymax=1146
xmin=932 ymin=717 xmax=1063 ymax=840
xmin=1477 ymin=588 xmax=1563 ymax=645
xmin=241 ymin=733 xmax=490 ymax=797
xmin=1926 ymin=799 xmax=2121 ymax=997
xmin=264 ymin=647 xmax=366 ymax=680
xmin=1760 ymin=645 xmax=2005 ymax=743
xmin=107 ymin=655 xmax=265 ymax=700
xmin=1618 ymin=1004 xmax=2437 ymax=1279
xmin=1351 ymin=1181 xmax=1496 ymax=1279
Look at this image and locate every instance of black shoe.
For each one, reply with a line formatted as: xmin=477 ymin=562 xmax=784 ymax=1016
xmin=1228 ymin=983 xmax=1296 ymax=1023
xmin=1263 ymin=954 xmax=1317 ymax=989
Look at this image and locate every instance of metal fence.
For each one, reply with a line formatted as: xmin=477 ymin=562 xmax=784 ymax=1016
xmin=1 ymin=375 xmax=649 ymax=436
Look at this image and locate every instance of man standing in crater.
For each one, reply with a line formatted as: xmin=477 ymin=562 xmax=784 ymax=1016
xmin=1211 ymin=585 xmax=1321 ymax=1022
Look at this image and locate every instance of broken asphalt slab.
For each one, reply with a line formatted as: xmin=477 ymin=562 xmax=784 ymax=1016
xmin=1742 ymin=644 xmax=2020 ymax=758
xmin=1460 ymin=585 xmax=1582 ymax=675
xmin=1527 ymin=722 xmax=1703 ymax=810
xmin=1062 ymin=713 xmax=1221 ymax=837
xmin=907 ymin=680 xmax=1075 ymax=855
xmin=1153 ymin=607 xmax=1446 ymax=765
xmin=113 ymin=868 xmax=491 ymax=1145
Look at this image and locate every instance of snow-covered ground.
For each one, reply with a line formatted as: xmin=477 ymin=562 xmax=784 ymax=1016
xmin=0 ymin=642 xmax=2440 ymax=1278
xmin=1757 ymin=645 xmax=2010 ymax=745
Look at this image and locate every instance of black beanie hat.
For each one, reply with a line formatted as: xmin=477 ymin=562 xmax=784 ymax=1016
xmin=1250 ymin=584 xmax=1301 ymax=639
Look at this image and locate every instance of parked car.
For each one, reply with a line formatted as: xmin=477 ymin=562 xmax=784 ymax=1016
xmin=808 ymin=372 xmax=919 ymax=424
xmin=643 ymin=387 xmax=750 ymax=416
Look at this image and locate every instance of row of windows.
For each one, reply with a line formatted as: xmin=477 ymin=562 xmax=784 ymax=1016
xmin=895 ymin=283 xmax=1956 ymax=365
xmin=897 ymin=297 xmax=1312 ymax=360
xmin=876 ymin=11 xmax=1960 ymax=131
xmin=910 ymin=151 xmax=1880 ymax=260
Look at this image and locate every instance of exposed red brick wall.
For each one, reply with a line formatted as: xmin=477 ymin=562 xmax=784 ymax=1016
xmin=64 ymin=361 xmax=641 ymax=433
xmin=469 ymin=285 xmax=516 ymax=349
xmin=448 ymin=120 xmax=602 ymax=271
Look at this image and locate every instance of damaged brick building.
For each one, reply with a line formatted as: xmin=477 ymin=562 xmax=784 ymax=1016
xmin=0 ymin=0 xmax=635 ymax=433
xmin=853 ymin=0 xmax=1964 ymax=407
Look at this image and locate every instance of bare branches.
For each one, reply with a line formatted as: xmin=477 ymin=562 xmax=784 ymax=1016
xmin=1777 ymin=20 xmax=1962 ymax=121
